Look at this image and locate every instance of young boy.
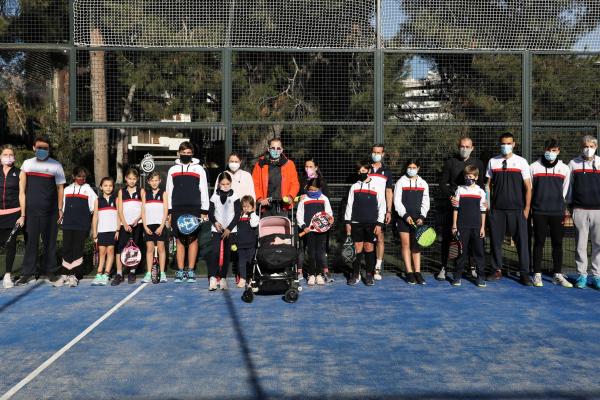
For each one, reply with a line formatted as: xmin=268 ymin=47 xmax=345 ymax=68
xmin=451 ymin=165 xmax=487 ymax=287
xmin=344 ymin=161 xmax=385 ymax=286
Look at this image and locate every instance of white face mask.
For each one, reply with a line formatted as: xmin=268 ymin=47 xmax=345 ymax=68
xmin=1 ymin=155 xmax=15 ymax=166
xmin=583 ymin=147 xmax=596 ymax=159
xmin=228 ymin=162 xmax=240 ymax=172
xmin=406 ymin=168 xmax=418 ymax=177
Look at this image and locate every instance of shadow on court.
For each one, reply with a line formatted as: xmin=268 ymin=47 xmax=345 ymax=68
xmin=0 ymin=280 xmax=43 ymax=314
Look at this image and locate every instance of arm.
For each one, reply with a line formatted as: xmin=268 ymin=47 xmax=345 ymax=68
xmin=420 ymin=181 xmax=430 ymax=221
xmin=296 ymin=199 xmax=305 ymax=229
xmin=523 ymin=178 xmax=532 ymax=218
xmin=57 ymin=184 xmax=64 ymax=223
xmin=249 ymin=212 xmax=260 ymax=228
xmin=385 ymin=187 xmax=393 ymax=224
xmin=287 ymin=161 xmax=300 ymax=199
xmin=199 ymin=167 xmax=210 ymax=216
xmin=324 ymin=196 xmax=333 ymax=218
xmin=208 ymin=200 xmax=217 ymax=224
xmin=252 ymin=162 xmax=263 ymax=202
xmin=485 ymin=177 xmax=492 ymax=210
xmin=566 ymin=161 xmax=574 ymax=208
xmin=18 ymin=170 xmax=26 ymax=225
xmin=226 ymin=199 xmax=241 ymax=232
xmin=165 ymin=168 xmax=173 ymax=211
xmin=117 ymin=190 xmax=129 ymax=231
xmin=393 ymin=181 xmax=407 ymax=219
xmin=344 ymin=186 xmax=354 ymax=224
xmin=376 ymin=188 xmax=386 ymax=226
xmin=161 ymin=195 xmax=169 ymax=229
xmin=562 ymin=166 xmax=571 ymax=207
xmin=92 ymin=198 xmax=99 ymax=240
xmin=452 ymin=209 xmax=458 ymax=233
xmin=140 ymin=189 xmax=149 ymax=231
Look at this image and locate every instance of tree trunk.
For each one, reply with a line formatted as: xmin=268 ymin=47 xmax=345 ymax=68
xmin=90 ymin=27 xmax=108 ymax=186
xmin=116 ymin=84 xmax=136 ymax=184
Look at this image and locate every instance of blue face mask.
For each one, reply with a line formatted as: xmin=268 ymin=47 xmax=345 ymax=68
xmin=544 ymin=151 xmax=558 ymax=162
xmin=371 ymin=153 xmax=382 ymax=163
xmin=464 ymin=177 xmax=476 ymax=186
xmin=35 ymin=148 xmax=49 ymax=161
xmin=500 ymin=144 xmax=513 ymax=156
xmin=269 ymin=149 xmax=281 ymax=159
xmin=406 ymin=168 xmax=418 ymax=177
xmin=307 ymin=190 xmax=321 ymax=199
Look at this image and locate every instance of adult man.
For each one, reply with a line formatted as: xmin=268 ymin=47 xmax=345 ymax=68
xmin=15 ymin=136 xmax=66 ymax=286
xmin=369 ymin=144 xmax=394 ymax=280
xmin=567 ymin=135 xmax=600 ymax=289
xmin=485 ymin=132 xmax=533 ymax=286
xmin=252 ymin=137 xmax=300 ymax=217
xmin=437 ymin=136 xmax=485 ymax=280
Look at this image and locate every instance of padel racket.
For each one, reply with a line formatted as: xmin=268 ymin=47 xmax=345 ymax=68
xmin=121 ymin=231 xmax=142 ymax=267
xmin=411 ymin=222 xmax=437 ymax=248
xmin=168 ymin=228 xmax=176 ymax=255
xmin=299 ymin=211 xmax=333 ymax=237
xmin=448 ymin=231 xmax=463 ymax=260
xmin=177 ymin=214 xmax=202 ymax=235
xmin=342 ymin=235 xmax=356 ymax=264
xmin=1 ymin=223 xmax=20 ymax=249
xmin=218 ymin=238 xmax=225 ymax=275
xmin=151 ymin=238 xmax=159 ymax=284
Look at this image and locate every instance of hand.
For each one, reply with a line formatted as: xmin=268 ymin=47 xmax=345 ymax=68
xmin=92 ymin=233 xmax=98 ymax=242
xmin=221 ymin=228 xmax=231 ymax=239
xmin=327 ymin=215 xmax=334 ymax=224
xmin=374 ymin=225 xmax=382 ymax=235
xmin=215 ymin=222 xmax=224 ymax=232
xmin=483 ymin=200 xmax=489 ymax=210
xmin=156 ymin=226 xmax=164 ymax=236
xmin=145 ymin=227 xmax=153 ymax=235
xmin=416 ymin=219 xmax=424 ymax=226
xmin=201 ymin=214 xmax=209 ymax=222
xmin=303 ymin=227 xmax=311 ymax=234
xmin=406 ymin=216 xmax=414 ymax=226
xmin=300 ymin=194 xmax=307 ymax=200
xmin=479 ymin=227 xmax=485 ymax=239
xmin=57 ymin=209 xmax=64 ymax=224
xmin=260 ymin=198 xmax=270 ymax=206
xmin=346 ymin=224 xmax=351 ymax=236
xmin=450 ymin=196 xmax=458 ymax=207
xmin=451 ymin=226 xmax=458 ymax=235
xmin=132 ymin=221 xmax=138 ymax=228
xmin=114 ymin=231 xmax=119 ymax=240
xmin=523 ymin=207 xmax=530 ymax=219
xmin=166 ymin=218 xmax=171 ymax=229
xmin=16 ymin=216 xmax=25 ymax=227
xmin=124 ymin=224 xmax=133 ymax=233
xmin=385 ymin=212 xmax=391 ymax=224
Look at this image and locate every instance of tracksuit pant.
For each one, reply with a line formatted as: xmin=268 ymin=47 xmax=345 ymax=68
xmin=572 ymin=208 xmax=600 ymax=277
xmin=455 ymin=227 xmax=485 ymax=278
xmin=531 ymin=214 xmax=564 ymax=274
xmin=489 ymin=209 xmax=529 ymax=275
xmin=21 ymin=214 xmax=58 ymax=277
xmin=305 ymin=232 xmax=327 ymax=276
xmin=237 ymin=247 xmax=254 ymax=280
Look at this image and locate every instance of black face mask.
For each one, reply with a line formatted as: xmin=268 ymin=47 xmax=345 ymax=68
xmin=180 ymin=154 xmax=192 ymax=164
xmin=358 ymin=173 xmax=368 ymax=181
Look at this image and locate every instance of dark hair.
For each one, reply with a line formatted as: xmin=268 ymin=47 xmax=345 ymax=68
xmin=356 ymin=159 xmax=371 ymax=172
xmin=240 ymin=195 xmax=255 ymax=208
xmin=499 ymin=132 xmax=515 ymax=141
xmin=372 ymin=143 xmax=385 ymax=152
xmin=72 ymin=166 xmax=89 ymax=177
xmin=305 ymin=177 xmax=322 ymax=190
xmin=99 ymin=177 xmax=114 ymax=186
xmin=178 ymin=141 xmax=194 ymax=152
xmin=218 ymin=171 xmax=232 ymax=183
xmin=147 ymin=171 xmax=161 ymax=181
xmin=33 ymin=136 xmax=50 ymax=147
xmin=227 ymin=152 xmax=243 ymax=166
xmin=464 ymin=165 xmax=479 ymax=177
xmin=544 ymin=138 xmax=560 ymax=150
xmin=403 ymin=158 xmax=421 ymax=170
xmin=268 ymin=137 xmax=283 ymax=146
xmin=124 ymin=168 xmax=139 ymax=179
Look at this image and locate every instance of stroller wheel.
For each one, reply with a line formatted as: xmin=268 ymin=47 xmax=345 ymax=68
xmin=241 ymin=289 xmax=254 ymax=303
xmin=284 ymin=288 xmax=299 ymax=303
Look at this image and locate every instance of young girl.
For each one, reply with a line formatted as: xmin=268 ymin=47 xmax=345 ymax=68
xmin=114 ymin=168 xmax=143 ymax=285
xmin=58 ymin=167 xmax=97 ymax=287
xmin=393 ymin=159 xmax=430 ymax=285
xmin=297 ymin=178 xmax=333 ymax=286
xmin=141 ymin=172 xmax=169 ymax=283
xmin=344 ymin=161 xmax=385 ymax=286
xmin=166 ymin=141 xmax=210 ymax=283
xmin=92 ymin=177 xmax=119 ymax=286
xmin=235 ymin=195 xmax=259 ymax=288
xmin=208 ymin=172 xmax=240 ymax=291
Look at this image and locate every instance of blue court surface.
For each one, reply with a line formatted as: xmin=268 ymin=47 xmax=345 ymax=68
xmin=1 ymin=275 xmax=600 ymax=400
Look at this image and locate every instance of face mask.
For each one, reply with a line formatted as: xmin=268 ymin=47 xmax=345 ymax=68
xmin=583 ymin=147 xmax=596 ymax=158
xmin=35 ymin=148 xmax=49 ymax=161
xmin=305 ymin=167 xmax=317 ymax=179
xmin=1 ymin=155 xmax=14 ymax=166
xmin=358 ymin=173 xmax=368 ymax=181
xmin=371 ymin=153 xmax=382 ymax=163
xmin=406 ymin=168 xmax=418 ymax=177
xmin=464 ymin=177 xmax=475 ymax=186
xmin=500 ymin=144 xmax=513 ymax=156
xmin=228 ymin=162 xmax=240 ymax=172
xmin=307 ymin=190 xmax=321 ymax=199
xmin=544 ymin=151 xmax=558 ymax=162
xmin=269 ymin=149 xmax=281 ymax=159
xmin=459 ymin=148 xmax=472 ymax=159
xmin=180 ymin=154 xmax=192 ymax=164
xmin=75 ymin=177 xmax=86 ymax=186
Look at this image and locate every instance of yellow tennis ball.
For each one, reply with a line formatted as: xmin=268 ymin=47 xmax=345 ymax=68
xmin=231 ymin=244 xmax=238 ymax=252
xmin=282 ymin=196 xmax=290 ymax=204
xmin=294 ymin=196 xmax=300 ymax=203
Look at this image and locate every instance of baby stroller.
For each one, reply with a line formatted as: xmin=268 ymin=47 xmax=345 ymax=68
xmin=242 ymin=202 xmax=300 ymax=303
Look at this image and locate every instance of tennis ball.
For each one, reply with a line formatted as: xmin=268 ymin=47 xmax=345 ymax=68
xmin=231 ymin=244 xmax=238 ymax=252
xmin=283 ymin=196 xmax=290 ymax=204
xmin=294 ymin=196 xmax=300 ymax=202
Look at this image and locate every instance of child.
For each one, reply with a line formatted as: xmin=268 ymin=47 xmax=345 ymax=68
xmin=235 ymin=195 xmax=260 ymax=288
xmin=451 ymin=165 xmax=487 ymax=287
xmin=114 ymin=168 xmax=143 ymax=285
xmin=297 ymin=178 xmax=333 ymax=286
xmin=141 ymin=172 xmax=169 ymax=283
xmin=344 ymin=161 xmax=385 ymax=286
xmin=208 ymin=172 xmax=240 ymax=291
xmin=58 ymin=167 xmax=97 ymax=287
xmin=166 ymin=141 xmax=210 ymax=283
xmin=92 ymin=177 xmax=118 ymax=286
xmin=393 ymin=159 xmax=430 ymax=285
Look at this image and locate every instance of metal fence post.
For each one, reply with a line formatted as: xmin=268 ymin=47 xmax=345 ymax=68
xmin=69 ymin=0 xmax=76 ymax=126
xmin=522 ymin=51 xmax=532 ymax=161
xmin=222 ymin=48 xmax=233 ymax=156
xmin=374 ymin=0 xmax=384 ymax=145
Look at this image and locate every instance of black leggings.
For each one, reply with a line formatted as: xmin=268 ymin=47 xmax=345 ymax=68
xmin=0 ymin=227 xmax=18 ymax=273
xmin=209 ymin=233 xmax=232 ymax=278
xmin=532 ymin=214 xmax=564 ymax=274
xmin=305 ymin=232 xmax=327 ymax=276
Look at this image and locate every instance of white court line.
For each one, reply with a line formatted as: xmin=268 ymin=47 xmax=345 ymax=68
xmin=0 ymin=283 xmax=149 ymax=400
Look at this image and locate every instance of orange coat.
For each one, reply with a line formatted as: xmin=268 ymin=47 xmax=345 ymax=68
xmin=252 ymin=155 xmax=300 ymax=205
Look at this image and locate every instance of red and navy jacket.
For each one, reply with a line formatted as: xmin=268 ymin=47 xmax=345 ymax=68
xmin=296 ymin=193 xmax=333 ymax=230
xmin=530 ymin=159 xmax=570 ymax=216
xmin=454 ymin=184 xmax=486 ymax=229
xmin=393 ymin=175 xmax=430 ymax=221
xmin=0 ymin=166 xmax=20 ymax=212
xmin=22 ymin=157 xmax=66 ymax=217
xmin=368 ymin=163 xmax=394 ymax=195
xmin=62 ymin=183 xmax=97 ymax=231
xmin=485 ymin=154 xmax=531 ymax=211
xmin=344 ymin=180 xmax=386 ymax=226
xmin=567 ymin=155 xmax=600 ymax=210
xmin=236 ymin=211 xmax=259 ymax=249
xmin=166 ymin=158 xmax=210 ymax=214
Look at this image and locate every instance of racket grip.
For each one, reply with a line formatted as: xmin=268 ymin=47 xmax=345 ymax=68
xmin=298 ymin=231 xmax=307 ymax=237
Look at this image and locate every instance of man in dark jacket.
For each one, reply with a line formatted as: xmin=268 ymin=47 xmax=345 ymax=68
xmin=437 ymin=136 xmax=485 ymax=280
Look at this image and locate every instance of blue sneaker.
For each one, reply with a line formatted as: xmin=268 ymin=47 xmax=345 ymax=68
xmin=591 ymin=276 xmax=600 ymax=290
xmin=174 ymin=270 xmax=185 ymax=283
xmin=186 ymin=270 xmax=196 ymax=283
xmin=575 ymin=274 xmax=588 ymax=289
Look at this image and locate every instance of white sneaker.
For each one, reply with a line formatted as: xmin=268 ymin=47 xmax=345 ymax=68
xmin=435 ymin=267 xmax=446 ymax=281
xmin=374 ymin=269 xmax=382 ymax=281
xmin=307 ymin=275 xmax=316 ymax=286
xmin=3 ymin=273 xmax=14 ymax=289
xmin=237 ymin=278 xmax=246 ymax=288
xmin=52 ymin=275 xmax=68 ymax=287
xmin=316 ymin=275 xmax=325 ymax=285
xmin=219 ymin=278 xmax=228 ymax=290
xmin=91 ymin=274 xmax=103 ymax=286
xmin=553 ymin=273 xmax=573 ymax=288
xmin=533 ymin=273 xmax=543 ymax=287
xmin=209 ymin=276 xmax=218 ymax=291
xmin=67 ymin=275 xmax=79 ymax=287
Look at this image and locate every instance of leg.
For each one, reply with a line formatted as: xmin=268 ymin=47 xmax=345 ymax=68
xmin=146 ymin=241 xmax=155 ymax=273
xmin=489 ymin=210 xmax=507 ymax=272
xmin=440 ymin=212 xmax=453 ymax=269
xmin=375 ymin=230 xmax=384 ymax=269
xmin=158 ymin=242 xmax=167 ymax=272
xmin=470 ymin=228 xmax=486 ymax=278
xmin=513 ymin=211 xmax=531 ymax=276
xmin=532 ymin=214 xmax=548 ymax=274
xmin=21 ymin=216 xmax=41 ymax=277
xmin=187 ymin=240 xmax=198 ymax=270
xmin=454 ymin=228 xmax=472 ymax=278
xmin=0 ymin=227 xmax=18 ymax=274
xmin=588 ymin=211 xmax=600 ymax=278
xmin=208 ymin=233 xmax=221 ymax=278
xmin=547 ymin=215 xmax=564 ymax=274
xmin=363 ymin=242 xmax=376 ymax=274
xmin=40 ymin=214 xmax=58 ymax=276
xmin=572 ymin=209 xmax=590 ymax=277
xmin=176 ymin=239 xmax=186 ymax=270
xmin=98 ymin=246 xmax=107 ymax=274
xmin=314 ymin=234 xmax=327 ymax=276
xmin=400 ymin=232 xmax=412 ymax=272
xmin=105 ymin=246 xmax=114 ymax=274
xmin=306 ymin=234 xmax=317 ymax=276
xmin=353 ymin=242 xmax=364 ymax=275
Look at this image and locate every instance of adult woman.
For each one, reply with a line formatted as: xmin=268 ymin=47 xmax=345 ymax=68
xmin=215 ymin=153 xmax=255 ymax=200
xmin=0 ymin=145 xmax=25 ymax=288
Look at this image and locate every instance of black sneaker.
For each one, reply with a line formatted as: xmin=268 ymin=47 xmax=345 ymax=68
xmin=406 ymin=272 xmax=416 ymax=285
xmin=111 ymin=273 xmax=124 ymax=286
xmin=415 ymin=272 xmax=426 ymax=285
xmin=365 ymin=273 xmax=374 ymax=286
xmin=15 ymin=275 xmax=35 ymax=286
xmin=520 ymin=274 xmax=533 ymax=287
xmin=451 ymin=277 xmax=462 ymax=286
xmin=346 ymin=273 xmax=360 ymax=286
xmin=476 ymin=277 xmax=487 ymax=288
xmin=127 ymin=271 xmax=136 ymax=284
